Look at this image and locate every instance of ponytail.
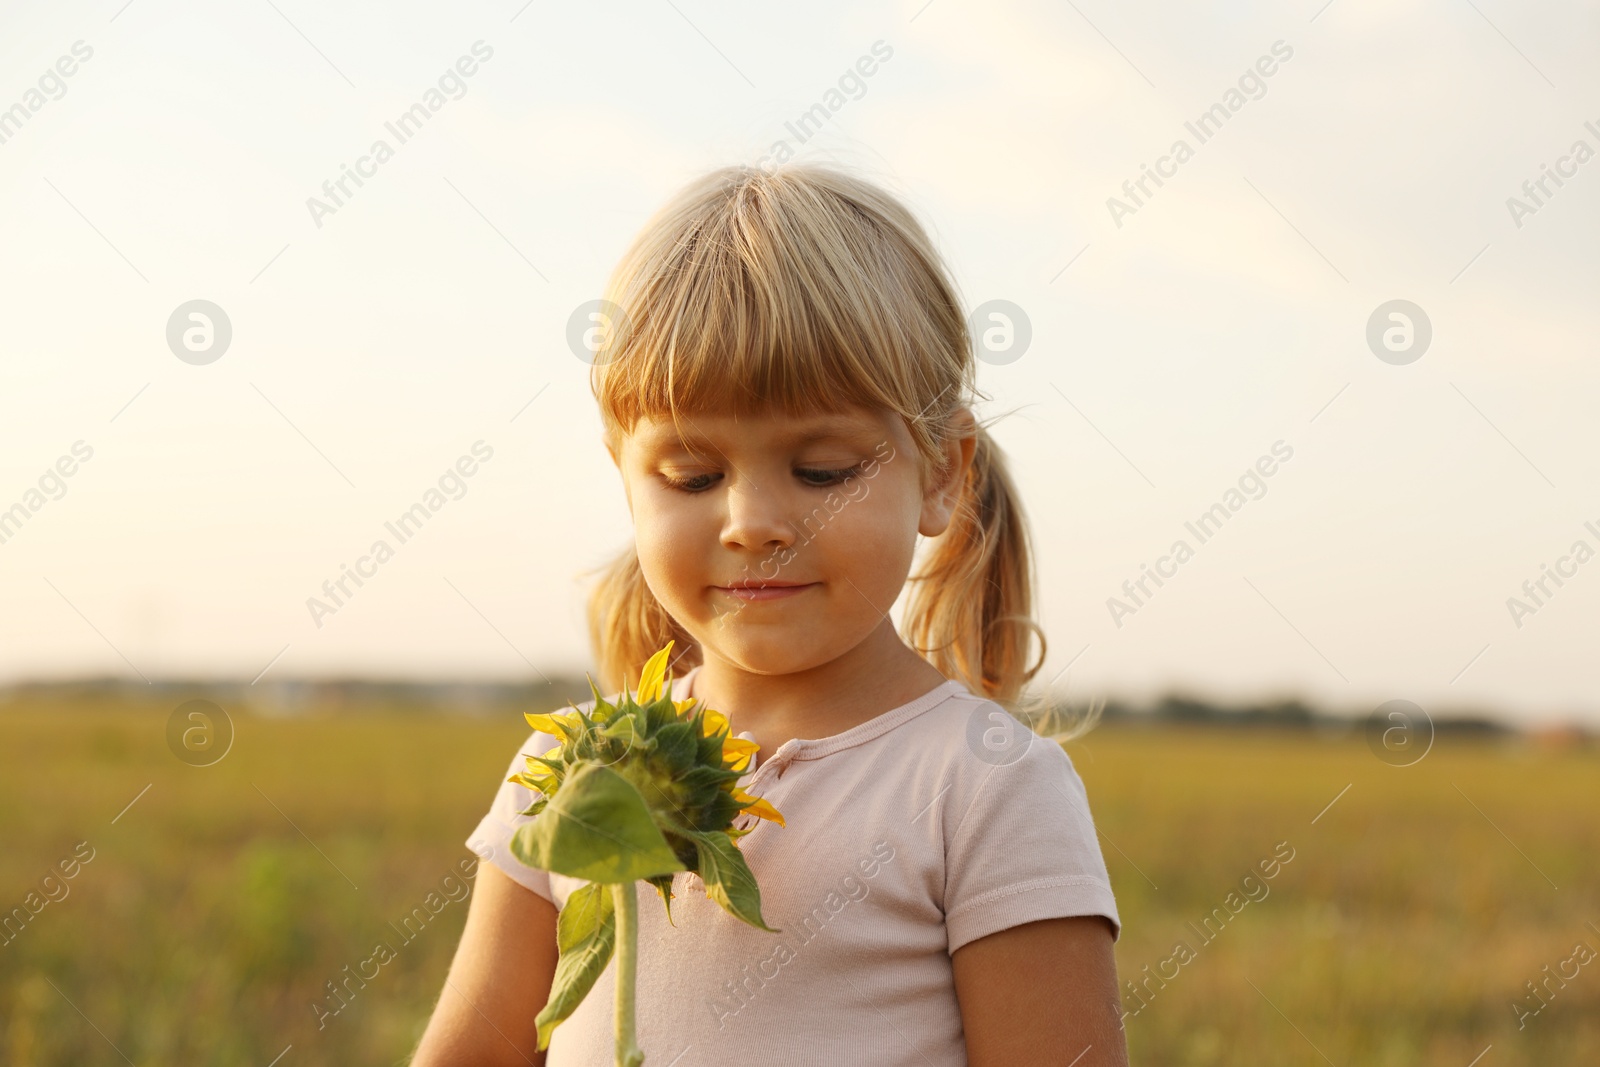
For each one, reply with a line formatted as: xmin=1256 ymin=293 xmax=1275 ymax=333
xmin=903 ymin=417 xmax=1100 ymax=742
xmin=902 ymin=419 xmax=1041 ymax=705
xmin=582 ymin=545 xmax=699 ymax=697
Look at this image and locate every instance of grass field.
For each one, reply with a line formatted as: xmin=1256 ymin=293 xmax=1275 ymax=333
xmin=2 ymin=694 xmax=1595 ymax=1065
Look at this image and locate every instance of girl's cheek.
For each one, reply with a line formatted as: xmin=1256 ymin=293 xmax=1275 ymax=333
xmin=828 ymin=514 xmax=904 ymax=571
xmin=826 ymin=483 xmax=915 ymax=545
xmin=636 ymin=494 xmax=698 ymax=536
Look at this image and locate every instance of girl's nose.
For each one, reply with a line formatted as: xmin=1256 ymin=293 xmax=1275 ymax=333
xmin=720 ymin=481 xmax=797 ymax=552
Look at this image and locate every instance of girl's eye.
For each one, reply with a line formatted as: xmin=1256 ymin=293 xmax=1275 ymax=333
xmin=662 ymin=473 xmax=717 ymax=493
xmin=662 ymin=465 xmax=862 ymax=493
xmin=796 ymin=466 xmax=862 ymax=488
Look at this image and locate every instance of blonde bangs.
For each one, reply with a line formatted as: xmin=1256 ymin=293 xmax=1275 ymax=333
xmin=589 ymin=164 xmax=961 ymax=451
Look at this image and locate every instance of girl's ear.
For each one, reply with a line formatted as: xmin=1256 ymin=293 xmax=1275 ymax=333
xmin=918 ymin=407 xmax=977 ymax=538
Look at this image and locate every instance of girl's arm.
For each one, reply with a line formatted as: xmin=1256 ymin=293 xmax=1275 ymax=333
xmin=952 ymin=915 xmax=1129 ymax=1066
xmin=410 ymin=861 xmax=559 ymax=1067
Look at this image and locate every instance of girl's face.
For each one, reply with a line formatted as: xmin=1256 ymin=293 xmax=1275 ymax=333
xmin=608 ymin=404 xmax=974 ymax=677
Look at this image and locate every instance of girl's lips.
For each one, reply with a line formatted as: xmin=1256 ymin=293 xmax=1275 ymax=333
xmin=715 ymin=583 xmax=818 ymax=601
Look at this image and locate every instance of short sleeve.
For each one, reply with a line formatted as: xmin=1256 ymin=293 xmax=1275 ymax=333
xmin=942 ymin=736 xmax=1121 ymax=953
xmin=465 ymin=728 xmax=564 ymax=903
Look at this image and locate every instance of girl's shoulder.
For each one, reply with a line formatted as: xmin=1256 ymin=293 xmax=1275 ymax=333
xmin=773 ymin=681 xmax=1121 ymax=948
xmin=777 ymin=681 xmax=1096 ymax=841
xmin=882 ymin=682 xmax=1088 ymax=784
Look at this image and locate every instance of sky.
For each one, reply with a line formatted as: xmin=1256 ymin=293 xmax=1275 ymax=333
xmin=1 ymin=0 xmax=1597 ymax=725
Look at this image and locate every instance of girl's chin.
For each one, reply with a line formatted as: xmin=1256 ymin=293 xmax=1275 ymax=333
xmin=694 ymin=639 xmax=834 ymax=678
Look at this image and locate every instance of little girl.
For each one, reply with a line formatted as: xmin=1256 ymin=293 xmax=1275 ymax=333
xmin=412 ymin=163 xmax=1127 ymax=1066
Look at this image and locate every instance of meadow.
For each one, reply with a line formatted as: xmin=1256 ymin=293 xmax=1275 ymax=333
xmin=1 ymin=692 xmax=1595 ymax=1065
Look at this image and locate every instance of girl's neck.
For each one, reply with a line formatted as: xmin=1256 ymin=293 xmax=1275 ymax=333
xmin=687 ymin=622 xmax=949 ymax=754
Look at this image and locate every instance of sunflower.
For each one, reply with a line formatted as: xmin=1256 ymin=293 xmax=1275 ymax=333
xmin=506 ymin=640 xmax=784 ymax=1062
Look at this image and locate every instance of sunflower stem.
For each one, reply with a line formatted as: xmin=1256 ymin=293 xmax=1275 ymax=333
xmin=612 ymin=881 xmax=645 ymax=1067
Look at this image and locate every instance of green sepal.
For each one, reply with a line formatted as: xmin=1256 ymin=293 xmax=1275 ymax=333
xmin=689 ymin=830 xmax=778 ymax=933
xmin=696 ymin=789 xmax=744 ymax=832
xmin=517 ymin=797 xmax=549 ymax=818
xmin=599 ymin=713 xmax=643 ymax=750
xmin=584 ymin=674 xmax=619 ymax=724
xmin=646 ymin=872 xmax=677 ymax=926
xmin=678 ymin=764 xmax=744 ymax=791
xmin=533 ymin=881 xmax=616 ymax=1050
xmin=643 ymin=694 xmax=678 ymax=734
xmin=693 ymin=722 xmax=727 ymax=764
xmin=652 ymin=721 xmax=698 ymax=770
xmin=526 ymin=754 xmax=567 ymax=779
xmin=510 ymin=763 xmax=686 ymax=883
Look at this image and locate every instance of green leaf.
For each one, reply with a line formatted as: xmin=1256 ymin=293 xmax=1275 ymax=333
xmin=690 ymin=830 xmax=778 ymax=933
xmin=534 ymin=882 xmax=616 ymax=1050
xmin=510 ymin=762 xmax=686 ymax=883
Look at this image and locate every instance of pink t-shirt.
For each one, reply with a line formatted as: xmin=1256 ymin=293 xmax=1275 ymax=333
xmin=467 ymin=664 xmax=1121 ymax=1066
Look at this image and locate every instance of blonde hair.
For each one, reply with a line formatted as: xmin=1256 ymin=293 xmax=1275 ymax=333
xmin=581 ymin=162 xmax=1097 ymax=741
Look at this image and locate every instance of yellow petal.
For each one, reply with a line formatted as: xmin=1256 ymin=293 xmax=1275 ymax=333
xmin=700 ymin=707 xmax=729 ymax=738
xmin=736 ymin=796 xmax=787 ymax=831
xmin=721 ymin=737 xmax=759 ymax=772
xmin=636 ymin=640 xmax=675 ymax=703
xmin=524 ymin=711 xmax=580 ymax=737
xmin=509 ymin=766 xmax=557 ymax=791
xmin=722 ymin=737 xmax=759 ymax=759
